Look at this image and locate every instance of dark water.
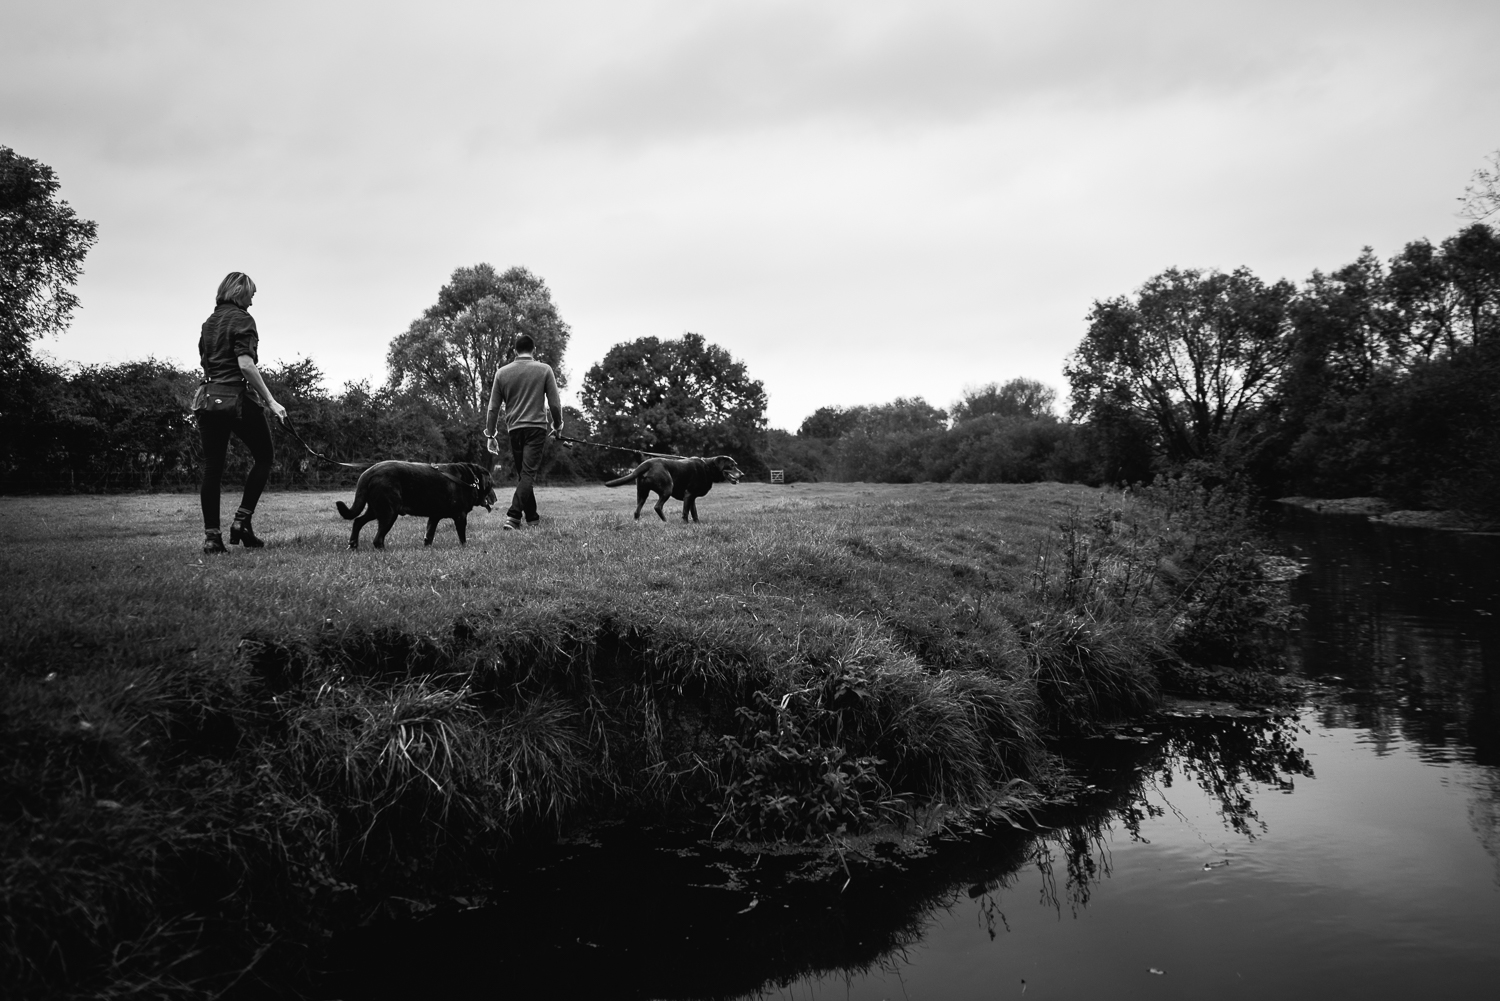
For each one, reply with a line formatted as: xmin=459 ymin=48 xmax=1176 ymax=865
xmin=322 ymin=509 xmax=1500 ymax=1000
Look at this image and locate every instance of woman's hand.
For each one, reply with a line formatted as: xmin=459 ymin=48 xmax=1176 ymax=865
xmin=238 ymin=355 xmax=288 ymax=423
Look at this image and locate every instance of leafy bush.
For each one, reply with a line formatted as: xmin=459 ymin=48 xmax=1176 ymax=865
xmin=718 ymin=691 xmax=900 ymax=840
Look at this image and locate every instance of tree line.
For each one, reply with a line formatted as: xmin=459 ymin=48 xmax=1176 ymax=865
xmin=3 ymin=140 xmax=1498 ymax=516
xmin=761 ymin=380 xmax=1090 ymax=485
xmin=1067 ymin=221 xmax=1500 ymax=517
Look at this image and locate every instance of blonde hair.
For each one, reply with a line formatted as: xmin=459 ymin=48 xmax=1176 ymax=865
xmin=215 ymin=272 xmax=256 ymax=308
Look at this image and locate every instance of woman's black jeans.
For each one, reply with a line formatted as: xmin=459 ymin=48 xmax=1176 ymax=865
xmin=198 ymin=400 xmax=274 ymax=531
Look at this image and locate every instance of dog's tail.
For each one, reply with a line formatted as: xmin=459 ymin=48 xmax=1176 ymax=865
xmin=336 ymin=482 xmax=367 ymax=520
xmin=604 ymin=462 xmax=649 ymax=488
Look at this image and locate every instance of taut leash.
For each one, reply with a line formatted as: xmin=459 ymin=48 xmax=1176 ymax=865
xmin=285 ymin=415 xmax=680 ymax=476
xmin=551 ymin=432 xmax=687 ymax=460
xmin=280 ymin=416 xmax=369 ymax=470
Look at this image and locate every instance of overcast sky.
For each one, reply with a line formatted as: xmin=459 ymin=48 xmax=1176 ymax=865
xmin=3 ymin=0 xmax=1497 ymax=429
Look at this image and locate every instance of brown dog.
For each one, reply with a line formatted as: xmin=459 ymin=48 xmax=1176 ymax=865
xmin=604 ymin=455 xmax=743 ymax=522
xmin=336 ymin=461 xmax=496 ymax=549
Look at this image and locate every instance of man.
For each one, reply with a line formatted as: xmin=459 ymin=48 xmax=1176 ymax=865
xmin=484 ymin=333 xmax=563 ymax=530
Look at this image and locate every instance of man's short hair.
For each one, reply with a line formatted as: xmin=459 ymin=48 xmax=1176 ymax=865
xmin=514 ymin=334 xmax=535 ymax=354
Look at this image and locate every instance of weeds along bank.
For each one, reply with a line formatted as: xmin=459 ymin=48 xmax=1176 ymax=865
xmin=0 ymin=481 xmax=1294 ymax=997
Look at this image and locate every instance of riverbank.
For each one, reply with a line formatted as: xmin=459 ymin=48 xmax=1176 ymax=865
xmin=1276 ymin=495 xmax=1499 ymax=532
xmin=0 ymin=481 xmax=1294 ymax=998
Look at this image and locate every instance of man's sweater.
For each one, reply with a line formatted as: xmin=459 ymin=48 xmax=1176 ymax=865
xmin=487 ymin=355 xmax=562 ymax=432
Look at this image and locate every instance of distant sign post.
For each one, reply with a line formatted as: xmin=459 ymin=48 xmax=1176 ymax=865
xmin=770 ymin=469 xmax=785 ymax=484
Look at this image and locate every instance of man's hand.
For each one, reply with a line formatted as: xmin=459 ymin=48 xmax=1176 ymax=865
xmin=486 ymin=436 xmax=501 ymax=456
xmin=268 ymin=400 xmax=288 ymax=422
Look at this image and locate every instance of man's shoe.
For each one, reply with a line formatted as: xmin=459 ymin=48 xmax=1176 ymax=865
xmin=203 ymin=533 xmax=227 ymax=554
xmin=503 ymin=517 xmax=522 ymax=531
xmin=229 ymin=517 xmax=265 ymax=548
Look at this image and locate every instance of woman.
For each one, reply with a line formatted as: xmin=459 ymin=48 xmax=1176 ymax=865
xmin=196 ymin=271 xmax=287 ymax=554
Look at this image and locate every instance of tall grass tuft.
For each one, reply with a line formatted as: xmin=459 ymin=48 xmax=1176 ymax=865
xmin=715 ymin=617 xmax=1041 ymax=837
xmin=490 ymin=695 xmax=594 ymax=829
xmin=284 ymin=675 xmax=503 ymax=859
xmin=1019 ymin=505 xmax=1171 ymax=728
xmin=1023 ymin=607 xmax=1164 ymax=729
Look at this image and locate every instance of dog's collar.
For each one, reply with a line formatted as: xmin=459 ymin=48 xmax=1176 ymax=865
xmin=432 ymin=464 xmax=492 ymax=511
xmin=460 ymin=468 xmax=488 ymax=509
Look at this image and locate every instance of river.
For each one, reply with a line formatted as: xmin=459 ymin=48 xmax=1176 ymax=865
xmin=320 ymin=507 xmax=1500 ymax=1000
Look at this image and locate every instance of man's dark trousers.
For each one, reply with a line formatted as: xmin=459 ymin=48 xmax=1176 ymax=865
xmin=507 ymin=426 xmax=548 ymax=523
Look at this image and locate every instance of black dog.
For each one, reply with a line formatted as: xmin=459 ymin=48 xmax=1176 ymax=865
xmin=604 ymin=455 xmax=743 ymax=521
xmin=336 ymin=461 xmax=496 ymax=549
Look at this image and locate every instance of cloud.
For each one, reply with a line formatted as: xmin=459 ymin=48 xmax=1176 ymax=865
xmin=550 ymin=0 xmax=1346 ymax=143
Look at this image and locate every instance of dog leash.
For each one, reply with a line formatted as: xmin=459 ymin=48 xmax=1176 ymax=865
xmin=552 ymin=432 xmax=688 ymax=460
xmin=280 ymin=415 xmax=493 ymax=506
xmin=279 ymin=416 xmax=369 ymax=470
xmin=285 ymin=416 xmax=680 ymax=479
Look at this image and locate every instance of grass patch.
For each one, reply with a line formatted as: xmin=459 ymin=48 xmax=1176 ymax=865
xmin=0 ymin=481 xmax=1292 ymax=996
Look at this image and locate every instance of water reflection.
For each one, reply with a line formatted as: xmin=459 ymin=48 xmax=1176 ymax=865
xmin=1274 ymin=506 xmax=1500 ymax=767
xmin=320 ymin=714 xmax=1318 ymax=1000
xmin=1274 ymin=507 xmax=1500 ymax=887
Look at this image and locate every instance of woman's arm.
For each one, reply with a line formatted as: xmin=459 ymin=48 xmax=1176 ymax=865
xmin=238 ymin=355 xmax=288 ymax=421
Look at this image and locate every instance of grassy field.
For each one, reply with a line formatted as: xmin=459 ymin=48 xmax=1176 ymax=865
xmin=0 ymin=479 xmax=1291 ymax=998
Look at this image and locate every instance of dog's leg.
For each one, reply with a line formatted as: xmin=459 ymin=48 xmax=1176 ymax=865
xmin=633 ymin=480 xmax=649 ymax=520
xmin=683 ymin=494 xmax=698 ymax=522
xmin=350 ymin=512 xmax=377 ymax=549
xmin=424 ymin=517 xmax=439 ymax=546
xmin=373 ymin=514 xmax=397 ymax=549
xmin=454 ymin=513 xmax=467 ymax=545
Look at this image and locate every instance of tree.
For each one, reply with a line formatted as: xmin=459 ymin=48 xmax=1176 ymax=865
xmin=1458 ymin=149 xmax=1500 ymax=225
xmin=580 ymin=333 xmax=767 ymax=463
xmin=0 ymin=146 xmax=98 ymax=368
xmin=796 ymin=399 xmax=948 ymax=440
xmin=1440 ymin=223 xmax=1500 ymax=348
xmin=798 ymin=405 xmax=860 ymax=439
xmin=1384 ymin=225 xmax=1500 ymax=361
xmin=847 ymin=397 xmax=948 ymax=436
xmin=386 ymin=264 xmax=570 ymax=429
xmin=952 ymin=378 xmax=1057 ymax=422
xmin=1066 ymin=267 xmax=1294 ymax=465
xmin=1271 ymin=228 xmax=1500 ymax=502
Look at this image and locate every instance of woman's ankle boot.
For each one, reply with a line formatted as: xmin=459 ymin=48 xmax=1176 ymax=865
xmin=229 ymin=515 xmax=265 ymax=548
xmin=203 ymin=531 xmax=227 ymax=554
